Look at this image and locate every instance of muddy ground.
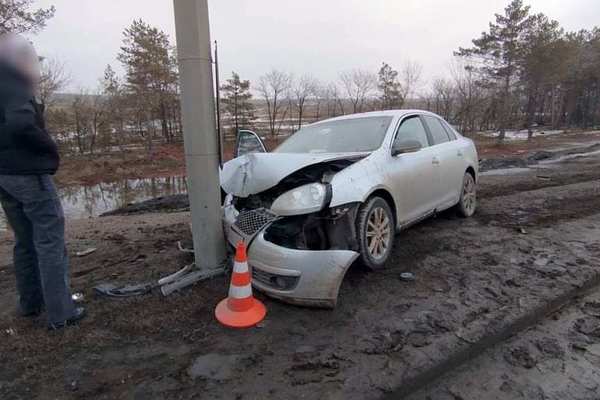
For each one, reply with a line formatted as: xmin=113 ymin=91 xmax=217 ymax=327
xmin=408 ymin=286 xmax=600 ymax=400
xmin=1 ymin=138 xmax=600 ymax=399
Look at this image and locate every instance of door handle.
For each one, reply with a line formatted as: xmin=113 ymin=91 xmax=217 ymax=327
xmin=432 ymin=157 xmax=440 ymax=165
xmin=457 ymin=150 xmax=463 ymax=157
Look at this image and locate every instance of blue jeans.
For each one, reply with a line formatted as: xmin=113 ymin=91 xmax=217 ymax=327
xmin=0 ymin=174 xmax=75 ymax=324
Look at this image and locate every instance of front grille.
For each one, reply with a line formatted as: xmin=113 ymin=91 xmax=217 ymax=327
xmin=234 ymin=208 xmax=277 ymax=237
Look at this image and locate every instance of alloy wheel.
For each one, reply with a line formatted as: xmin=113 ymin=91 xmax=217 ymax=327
xmin=366 ymin=206 xmax=392 ymax=260
xmin=462 ymin=174 xmax=476 ymax=215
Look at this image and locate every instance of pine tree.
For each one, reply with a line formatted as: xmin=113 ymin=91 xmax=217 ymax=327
xmin=521 ymin=14 xmax=565 ymax=136
xmin=377 ymin=62 xmax=403 ymax=110
xmin=118 ymin=19 xmax=179 ymax=149
xmin=456 ymin=0 xmax=536 ymax=140
xmin=0 ymin=0 xmax=55 ymax=34
xmin=220 ymin=72 xmax=255 ymax=138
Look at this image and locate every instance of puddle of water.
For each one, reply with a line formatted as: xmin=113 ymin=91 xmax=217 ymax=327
xmin=480 ymin=167 xmax=532 ymax=176
xmin=0 ymin=176 xmax=187 ymax=232
xmin=539 ymin=149 xmax=600 ymax=165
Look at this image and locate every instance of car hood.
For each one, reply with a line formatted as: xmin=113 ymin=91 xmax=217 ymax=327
xmin=221 ymin=152 xmax=368 ymax=197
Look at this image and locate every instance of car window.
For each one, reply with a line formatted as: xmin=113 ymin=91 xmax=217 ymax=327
xmin=393 ymin=116 xmax=429 ymax=149
xmin=236 ymin=131 xmax=265 ymax=157
xmin=274 ymin=116 xmax=393 ymax=154
xmin=423 ymin=116 xmax=451 ymax=145
xmin=440 ymin=120 xmax=457 ymax=140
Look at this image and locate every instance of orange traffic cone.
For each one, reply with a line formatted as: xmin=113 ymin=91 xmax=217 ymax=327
xmin=215 ymin=241 xmax=267 ymax=328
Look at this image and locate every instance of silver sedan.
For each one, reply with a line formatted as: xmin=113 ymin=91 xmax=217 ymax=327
xmin=221 ymin=110 xmax=478 ymax=307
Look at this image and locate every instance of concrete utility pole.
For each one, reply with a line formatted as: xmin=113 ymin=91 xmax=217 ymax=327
xmin=173 ymin=0 xmax=226 ymax=271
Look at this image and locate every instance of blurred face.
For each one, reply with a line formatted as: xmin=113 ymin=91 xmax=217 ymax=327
xmin=0 ymin=33 xmax=41 ymax=85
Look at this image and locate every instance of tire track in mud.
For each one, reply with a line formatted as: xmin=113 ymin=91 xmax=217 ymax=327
xmin=406 ymin=276 xmax=600 ymax=399
xmin=398 ymin=273 xmax=600 ymax=400
xmin=476 ymin=179 xmax=600 ymax=229
xmin=479 ymin=173 xmax=600 ymax=199
xmin=478 ymin=148 xmax=600 ymax=199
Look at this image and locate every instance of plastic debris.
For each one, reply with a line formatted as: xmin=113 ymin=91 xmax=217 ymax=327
xmin=72 ymin=292 xmax=85 ymax=303
xmin=94 ymin=282 xmax=154 ymax=297
xmin=400 ymin=272 xmax=416 ymax=282
xmin=177 ymin=241 xmax=194 ymax=254
xmin=76 ymin=248 xmax=97 ymax=257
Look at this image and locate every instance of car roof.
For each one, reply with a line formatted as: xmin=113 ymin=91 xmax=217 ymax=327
xmin=317 ymin=109 xmax=442 ymax=124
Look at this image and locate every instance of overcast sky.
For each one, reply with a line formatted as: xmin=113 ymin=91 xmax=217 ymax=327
xmin=31 ymin=0 xmax=600 ymax=93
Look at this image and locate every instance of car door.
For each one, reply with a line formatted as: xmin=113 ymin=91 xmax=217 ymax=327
xmin=421 ymin=115 xmax=463 ymax=208
xmin=234 ymin=130 xmax=267 ymax=158
xmin=388 ymin=115 xmax=440 ymax=225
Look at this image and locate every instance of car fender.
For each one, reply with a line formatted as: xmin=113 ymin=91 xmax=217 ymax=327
xmin=328 ymin=151 xmax=396 ymax=208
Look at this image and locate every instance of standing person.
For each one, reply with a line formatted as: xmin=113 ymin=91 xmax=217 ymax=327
xmin=0 ymin=33 xmax=85 ymax=330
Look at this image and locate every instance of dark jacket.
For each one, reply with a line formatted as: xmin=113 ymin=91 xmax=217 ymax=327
xmin=0 ymin=62 xmax=59 ymax=175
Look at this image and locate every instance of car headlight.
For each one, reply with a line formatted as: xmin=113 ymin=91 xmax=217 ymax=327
xmin=271 ymin=183 xmax=329 ymax=216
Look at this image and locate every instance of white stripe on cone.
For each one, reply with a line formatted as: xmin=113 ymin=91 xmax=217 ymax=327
xmin=233 ymin=260 xmax=249 ymax=273
xmin=229 ymin=284 xmax=253 ymax=299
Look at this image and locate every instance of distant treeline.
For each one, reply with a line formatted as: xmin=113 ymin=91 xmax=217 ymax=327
xmin=36 ymin=0 xmax=599 ymax=155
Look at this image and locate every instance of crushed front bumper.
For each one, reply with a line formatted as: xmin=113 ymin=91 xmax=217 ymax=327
xmin=223 ymin=202 xmax=359 ymax=308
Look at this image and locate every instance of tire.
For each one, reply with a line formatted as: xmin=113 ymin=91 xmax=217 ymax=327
xmin=456 ymin=172 xmax=477 ymax=218
xmin=356 ymin=196 xmax=395 ymax=270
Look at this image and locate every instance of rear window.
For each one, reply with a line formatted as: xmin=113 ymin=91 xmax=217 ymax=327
xmin=441 ymin=120 xmax=457 ymax=140
xmin=423 ymin=116 xmax=451 ymax=145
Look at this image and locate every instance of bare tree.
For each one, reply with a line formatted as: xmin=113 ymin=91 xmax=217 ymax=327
xmin=450 ymin=58 xmax=487 ymax=134
xmin=292 ymin=74 xmax=319 ymax=129
xmin=87 ymin=92 xmax=108 ymax=154
xmin=312 ymin=82 xmax=325 ymax=121
xmin=340 ymin=69 xmax=377 ymax=113
xmin=70 ymin=90 xmax=107 ymax=154
xmin=400 ymin=60 xmax=423 ymax=105
xmin=258 ymin=69 xmax=292 ymax=138
xmin=101 ymin=64 xmax=128 ymax=150
xmin=38 ymin=57 xmax=70 ymax=106
xmin=329 ymin=82 xmax=345 ymax=117
xmin=430 ymin=78 xmax=455 ymax=121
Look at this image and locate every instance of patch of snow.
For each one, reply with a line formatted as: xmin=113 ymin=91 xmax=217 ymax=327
xmin=478 ymin=129 xmax=564 ymax=141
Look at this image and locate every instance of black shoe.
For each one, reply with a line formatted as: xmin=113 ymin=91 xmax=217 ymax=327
xmin=18 ymin=307 xmax=43 ymax=318
xmin=48 ymin=307 xmax=87 ymax=331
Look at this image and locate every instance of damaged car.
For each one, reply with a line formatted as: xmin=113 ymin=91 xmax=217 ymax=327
xmin=221 ymin=110 xmax=478 ymax=307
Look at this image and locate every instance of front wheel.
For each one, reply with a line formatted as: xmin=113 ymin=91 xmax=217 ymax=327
xmin=356 ymin=197 xmax=395 ymax=270
xmin=456 ymin=172 xmax=477 ymax=217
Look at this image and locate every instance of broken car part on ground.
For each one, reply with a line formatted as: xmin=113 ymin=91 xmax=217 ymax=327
xmin=220 ymin=110 xmax=479 ymax=307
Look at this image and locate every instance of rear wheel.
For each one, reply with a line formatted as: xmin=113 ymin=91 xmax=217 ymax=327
xmin=356 ymin=197 xmax=394 ymax=270
xmin=456 ymin=172 xmax=477 ymax=217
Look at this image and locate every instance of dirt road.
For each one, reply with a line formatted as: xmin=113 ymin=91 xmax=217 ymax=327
xmin=1 ymin=145 xmax=600 ymax=400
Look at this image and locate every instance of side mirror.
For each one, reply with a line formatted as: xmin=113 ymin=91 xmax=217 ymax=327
xmin=392 ymin=139 xmax=422 ymax=156
xmin=235 ymin=130 xmax=267 ymax=158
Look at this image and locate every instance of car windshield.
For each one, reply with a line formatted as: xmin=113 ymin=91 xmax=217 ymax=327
xmin=274 ymin=116 xmax=394 ymax=154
